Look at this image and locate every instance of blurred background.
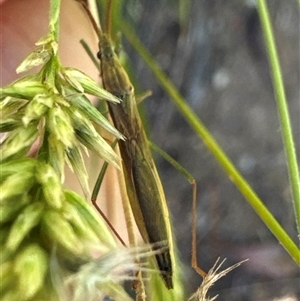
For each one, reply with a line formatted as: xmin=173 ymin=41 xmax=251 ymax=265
xmin=1 ymin=0 xmax=299 ymax=300
xmin=107 ymin=0 xmax=300 ymax=300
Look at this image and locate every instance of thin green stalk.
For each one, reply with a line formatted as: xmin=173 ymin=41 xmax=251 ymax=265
xmin=256 ymin=0 xmax=300 ymax=234
xmin=49 ymin=0 xmax=61 ymax=42
xmin=121 ymin=21 xmax=300 ymax=266
xmin=45 ymin=0 xmax=61 ymax=87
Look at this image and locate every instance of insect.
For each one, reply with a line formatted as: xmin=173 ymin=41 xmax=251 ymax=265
xmin=78 ymin=0 xmax=174 ymax=289
xmin=77 ymin=0 xmax=211 ymax=293
xmin=98 ymin=18 xmax=174 ymax=291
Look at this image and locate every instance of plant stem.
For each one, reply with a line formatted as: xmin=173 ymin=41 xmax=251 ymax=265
xmin=257 ymin=0 xmax=300 ymax=234
xmin=49 ymin=0 xmax=61 ymax=42
xmin=121 ymin=21 xmax=300 ymax=266
xmin=44 ymin=0 xmax=61 ymax=88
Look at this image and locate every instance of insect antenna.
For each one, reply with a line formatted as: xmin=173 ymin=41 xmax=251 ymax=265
xmin=105 ymin=0 xmax=113 ymax=38
xmin=75 ymin=0 xmax=102 ymax=36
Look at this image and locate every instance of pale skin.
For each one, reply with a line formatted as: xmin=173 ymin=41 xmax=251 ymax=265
xmin=0 ymin=0 xmax=98 ymax=85
xmin=0 ymin=0 xmax=127 ymax=239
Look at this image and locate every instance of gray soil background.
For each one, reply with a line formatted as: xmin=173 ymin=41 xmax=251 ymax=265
xmin=119 ymin=0 xmax=300 ymax=300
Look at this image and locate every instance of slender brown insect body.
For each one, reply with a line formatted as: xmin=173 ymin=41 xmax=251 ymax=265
xmin=98 ymin=34 xmax=173 ymax=289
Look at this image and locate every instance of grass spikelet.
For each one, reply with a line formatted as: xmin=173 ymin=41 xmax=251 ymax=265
xmin=187 ymin=258 xmax=248 ymax=301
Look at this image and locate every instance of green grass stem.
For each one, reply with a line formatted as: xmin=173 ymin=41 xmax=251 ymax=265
xmin=256 ymin=0 xmax=300 ymax=235
xmin=49 ymin=0 xmax=61 ymax=42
